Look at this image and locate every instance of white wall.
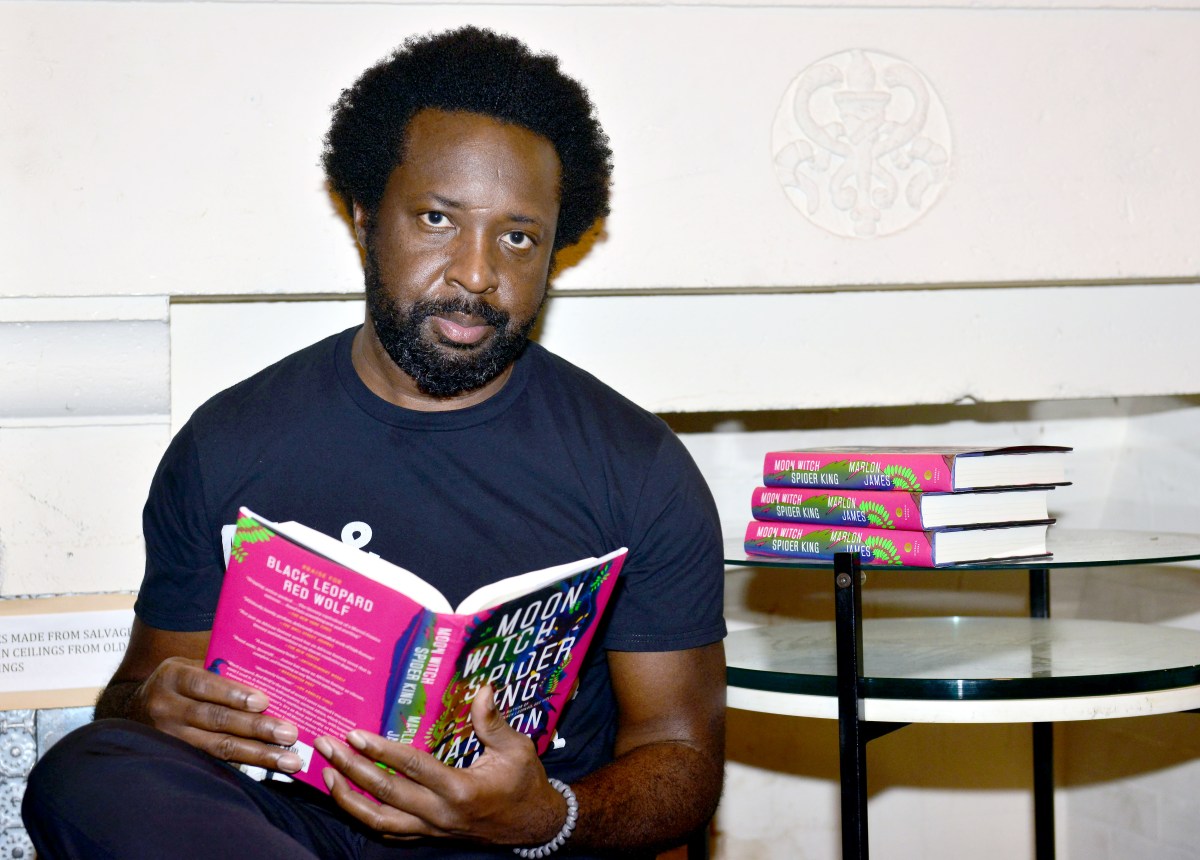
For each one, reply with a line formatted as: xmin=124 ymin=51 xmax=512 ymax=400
xmin=4 ymin=0 xmax=1200 ymax=856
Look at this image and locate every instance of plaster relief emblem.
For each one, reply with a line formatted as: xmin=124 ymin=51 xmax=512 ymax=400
xmin=772 ymin=49 xmax=952 ymax=238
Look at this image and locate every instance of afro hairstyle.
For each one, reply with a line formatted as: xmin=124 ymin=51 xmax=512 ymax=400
xmin=322 ymin=26 xmax=612 ymax=251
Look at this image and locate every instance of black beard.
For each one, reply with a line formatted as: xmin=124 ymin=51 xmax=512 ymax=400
xmin=364 ymin=247 xmax=543 ymax=398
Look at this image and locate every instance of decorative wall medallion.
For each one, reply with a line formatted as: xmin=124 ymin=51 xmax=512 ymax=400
xmin=772 ymin=49 xmax=952 ymax=238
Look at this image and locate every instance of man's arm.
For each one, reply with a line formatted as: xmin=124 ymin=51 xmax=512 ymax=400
xmin=571 ymin=642 xmax=726 ymax=850
xmin=317 ymin=641 xmax=726 ymax=852
xmin=95 ymin=617 xmax=304 ymax=775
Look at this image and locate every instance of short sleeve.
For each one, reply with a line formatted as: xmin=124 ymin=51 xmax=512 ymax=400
xmin=134 ymin=422 xmax=227 ymax=631
xmin=601 ymin=432 xmax=726 ymax=652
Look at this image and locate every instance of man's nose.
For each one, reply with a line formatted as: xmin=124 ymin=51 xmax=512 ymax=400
xmin=445 ymin=233 xmax=499 ymax=295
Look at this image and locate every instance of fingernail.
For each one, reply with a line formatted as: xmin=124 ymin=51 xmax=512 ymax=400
xmin=273 ymin=725 xmax=298 ymax=745
xmin=245 ymin=692 xmax=269 ymax=712
xmin=313 ymin=737 xmax=332 ymax=759
xmin=323 ymin=768 xmax=335 ymax=791
xmin=347 ymin=730 xmax=367 ymax=751
xmin=277 ymin=752 xmax=303 ymax=773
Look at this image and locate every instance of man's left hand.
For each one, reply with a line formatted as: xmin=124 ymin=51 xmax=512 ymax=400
xmin=314 ymin=685 xmax=567 ymax=846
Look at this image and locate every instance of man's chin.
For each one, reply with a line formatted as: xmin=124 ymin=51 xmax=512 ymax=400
xmin=403 ymin=340 xmax=519 ymax=398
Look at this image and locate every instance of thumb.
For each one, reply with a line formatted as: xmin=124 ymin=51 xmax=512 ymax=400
xmin=471 ymin=684 xmax=518 ymax=746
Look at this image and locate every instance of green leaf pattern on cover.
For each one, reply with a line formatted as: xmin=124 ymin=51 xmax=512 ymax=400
xmin=545 ymin=659 xmax=568 ymax=696
xmin=860 ymin=501 xmax=895 ymax=529
xmin=883 ymin=465 xmax=920 ymax=491
xmin=864 ymin=535 xmax=903 ymax=565
xmin=229 ymin=516 xmax=273 ymax=564
xmin=579 ymin=563 xmax=611 ymax=609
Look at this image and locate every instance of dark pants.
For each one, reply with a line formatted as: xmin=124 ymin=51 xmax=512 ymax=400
xmin=21 ymin=719 xmax=512 ymax=859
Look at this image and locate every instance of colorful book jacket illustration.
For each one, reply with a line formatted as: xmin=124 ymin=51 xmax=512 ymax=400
xmin=744 ymin=520 xmax=1050 ymax=566
xmin=751 ymin=486 xmax=929 ymax=530
xmin=749 ymin=485 xmax=1052 ymax=530
xmin=744 ymin=520 xmax=939 ymax=566
xmin=205 ymin=508 xmax=627 ymax=795
xmin=761 ymin=446 xmax=1070 ymax=492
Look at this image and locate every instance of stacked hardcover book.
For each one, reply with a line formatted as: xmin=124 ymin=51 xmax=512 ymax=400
xmin=743 ymin=445 xmax=1071 ymax=566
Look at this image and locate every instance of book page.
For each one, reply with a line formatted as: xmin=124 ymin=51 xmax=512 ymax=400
xmin=255 ymin=511 xmax=454 ymax=614
xmin=454 ymin=547 xmax=628 ymax=615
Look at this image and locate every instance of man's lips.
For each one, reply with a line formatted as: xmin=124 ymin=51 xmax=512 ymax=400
xmin=431 ymin=313 xmax=493 ymax=346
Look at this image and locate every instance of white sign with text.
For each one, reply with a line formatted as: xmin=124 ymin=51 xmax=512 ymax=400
xmin=0 ymin=608 xmax=134 ymax=693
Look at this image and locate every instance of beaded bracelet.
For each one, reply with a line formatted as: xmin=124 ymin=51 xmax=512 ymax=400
xmin=513 ymin=778 xmax=578 ymax=858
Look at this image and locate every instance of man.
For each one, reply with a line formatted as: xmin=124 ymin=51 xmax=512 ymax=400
xmin=23 ymin=26 xmax=726 ymax=859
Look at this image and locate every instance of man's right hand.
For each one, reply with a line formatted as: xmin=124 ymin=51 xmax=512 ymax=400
xmin=131 ymin=655 xmax=303 ymax=773
xmin=97 ymin=618 xmax=302 ymax=774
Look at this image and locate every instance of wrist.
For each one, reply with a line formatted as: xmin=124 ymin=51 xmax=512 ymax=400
xmin=514 ymin=778 xmax=577 ymax=858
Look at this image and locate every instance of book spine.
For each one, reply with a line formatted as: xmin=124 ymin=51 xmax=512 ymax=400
xmin=743 ymin=520 xmax=936 ymax=566
xmin=762 ymin=451 xmax=955 ymax=492
xmin=379 ymin=608 xmax=445 ymax=746
xmin=750 ymin=486 xmax=926 ymax=530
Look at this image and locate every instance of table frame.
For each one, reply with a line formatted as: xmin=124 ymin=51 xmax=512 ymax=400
xmin=833 ymin=552 xmax=1109 ymax=860
xmin=728 ymin=531 xmax=1200 ymax=859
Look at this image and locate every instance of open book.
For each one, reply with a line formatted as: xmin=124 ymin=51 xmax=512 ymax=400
xmin=204 ymin=508 xmax=627 ymax=793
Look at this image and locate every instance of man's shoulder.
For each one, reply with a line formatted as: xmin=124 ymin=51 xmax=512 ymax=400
xmin=524 ymin=342 xmax=667 ymax=434
xmin=189 ymin=327 xmax=354 ymax=428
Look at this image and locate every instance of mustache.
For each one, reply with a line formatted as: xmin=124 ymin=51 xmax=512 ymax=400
xmin=407 ymin=297 xmax=511 ymax=329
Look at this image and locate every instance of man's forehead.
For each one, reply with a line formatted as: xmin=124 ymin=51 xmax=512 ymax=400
xmin=388 ymin=109 xmax=562 ymax=206
xmin=400 ymin=109 xmax=558 ymax=167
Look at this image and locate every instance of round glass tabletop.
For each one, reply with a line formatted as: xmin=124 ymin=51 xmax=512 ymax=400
xmin=725 ymin=617 xmax=1200 ymax=701
xmin=724 ymin=528 xmax=1200 ymax=571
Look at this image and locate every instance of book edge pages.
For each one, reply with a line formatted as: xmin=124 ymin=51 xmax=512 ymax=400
xmin=242 ymin=508 xmax=455 ymax=614
xmin=454 ymin=546 xmax=629 ymax=616
xmin=243 ymin=508 xmax=628 ymax=619
xmin=954 ymin=452 xmax=1069 ymax=488
xmin=934 ymin=522 xmax=1051 ymax=564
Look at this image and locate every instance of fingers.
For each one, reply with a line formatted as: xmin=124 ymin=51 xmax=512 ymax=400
xmin=314 ymin=685 xmax=555 ymax=843
xmin=315 ymin=735 xmax=449 ymax=837
xmin=137 ymin=657 xmax=301 ymax=772
xmin=155 ymin=657 xmax=271 ymax=715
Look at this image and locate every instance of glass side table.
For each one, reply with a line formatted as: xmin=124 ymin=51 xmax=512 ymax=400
xmin=723 ymin=529 xmax=1200 ymax=860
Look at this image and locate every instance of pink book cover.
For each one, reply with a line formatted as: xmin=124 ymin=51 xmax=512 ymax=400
xmin=205 ymin=509 xmax=626 ymax=794
xmin=762 ymin=450 xmax=956 ymax=492
xmin=750 ymin=486 xmax=924 ymax=530
xmin=743 ymin=520 xmax=936 ymax=566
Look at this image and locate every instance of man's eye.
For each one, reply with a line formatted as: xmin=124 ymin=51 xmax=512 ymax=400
xmin=420 ymin=212 xmax=448 ymax=227
xmin=505 ymin=231 xmax=533 ymax=249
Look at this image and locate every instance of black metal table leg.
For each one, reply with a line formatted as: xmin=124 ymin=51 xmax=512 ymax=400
xmin=835 ymin=552 xmax=869 ymax=859
xmin=1030 ymin=567 xmax=1055 ymax=860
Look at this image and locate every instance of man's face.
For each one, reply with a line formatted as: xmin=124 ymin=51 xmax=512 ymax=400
xmin=358 ymin=109 xmax=561 ymax=400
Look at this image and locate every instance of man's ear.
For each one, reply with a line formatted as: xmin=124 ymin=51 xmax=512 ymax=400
xmin=351 ymin=203 xmax=369 ymax=249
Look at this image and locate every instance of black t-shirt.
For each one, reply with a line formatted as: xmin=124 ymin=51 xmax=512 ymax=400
xmin=137 ymin=326 xmax=725 ymax=806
